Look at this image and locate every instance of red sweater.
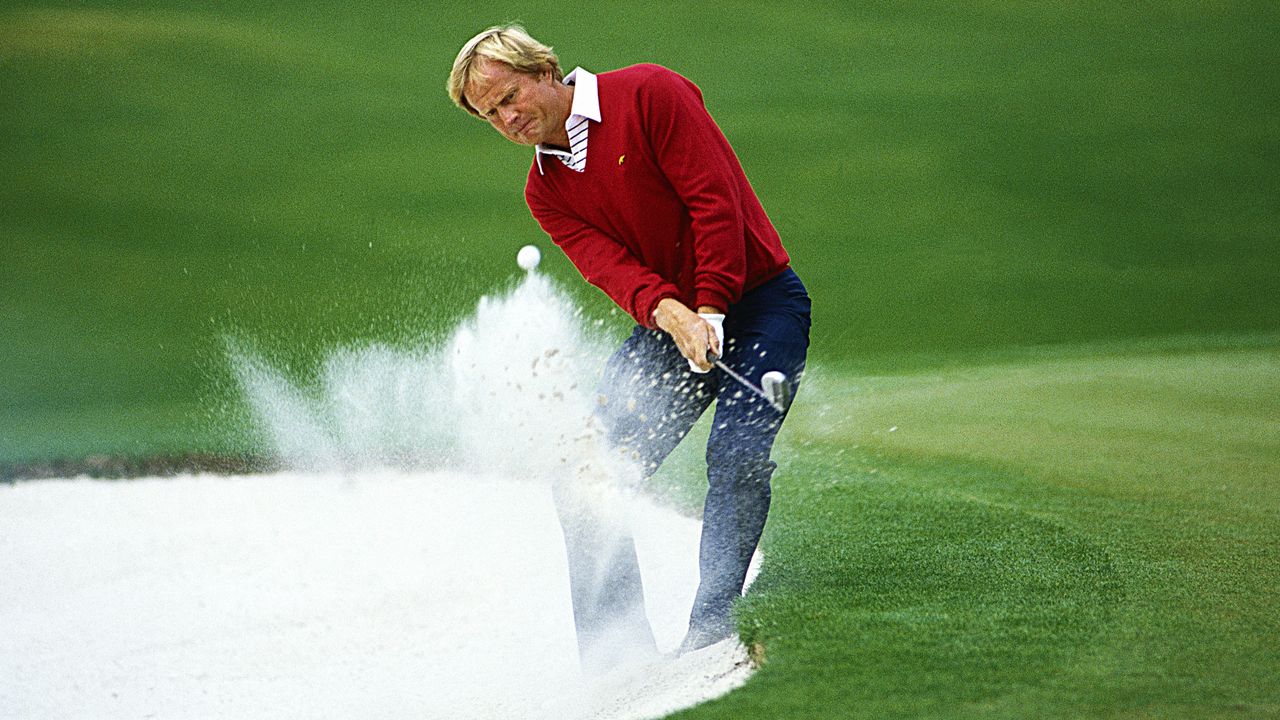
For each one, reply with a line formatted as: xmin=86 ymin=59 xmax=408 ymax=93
xmin=524 ymin=64 xmax=790 ymax=328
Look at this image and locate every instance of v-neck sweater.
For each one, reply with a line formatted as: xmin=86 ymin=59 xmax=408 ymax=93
xmin=524 ymin=64 xmax=790 ymax=328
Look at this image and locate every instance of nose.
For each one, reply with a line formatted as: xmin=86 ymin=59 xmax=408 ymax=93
xmin=500 ymin=106 xmax=520 ymax=128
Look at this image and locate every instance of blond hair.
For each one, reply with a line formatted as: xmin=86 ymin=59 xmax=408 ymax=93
xmin=447 ymin=25 xmax=563 ymax=117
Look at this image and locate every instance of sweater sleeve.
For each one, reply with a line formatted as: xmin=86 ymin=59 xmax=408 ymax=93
xmin=638 ymin=68 xmax=747 ymax=313
xmin=525 ymin=181 xmax=681 ymax=327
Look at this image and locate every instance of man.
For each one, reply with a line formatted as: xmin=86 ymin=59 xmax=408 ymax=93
xmin=447 ymin=25 xmax=811 ymax=664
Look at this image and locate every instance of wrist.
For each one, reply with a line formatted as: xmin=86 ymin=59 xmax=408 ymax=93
xmin=652 ymin=297 xmax=683 ymax=329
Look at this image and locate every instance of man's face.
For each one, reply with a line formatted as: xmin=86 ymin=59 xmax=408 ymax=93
xmin=465 ymin=59 xmax=566 ymax=147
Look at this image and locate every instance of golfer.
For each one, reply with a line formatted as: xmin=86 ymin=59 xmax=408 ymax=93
xmin=448 ymin=25 xmax=811 ymax=667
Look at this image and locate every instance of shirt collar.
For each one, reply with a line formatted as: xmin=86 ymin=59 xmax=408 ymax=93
xmin=563 ymin=67 xmax=602 ymax=123
xmin=535 ymin=67 xmax=600 ymax=175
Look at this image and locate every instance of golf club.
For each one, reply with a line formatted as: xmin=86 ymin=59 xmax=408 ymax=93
xmin=707 ymin=351 xmax=792 ymax=413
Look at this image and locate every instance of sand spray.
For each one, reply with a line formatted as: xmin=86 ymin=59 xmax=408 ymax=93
xmin=227 ymin=270 xmax=674 ymax=675
xmin=229 ymin=273 xmax=638 ymax=481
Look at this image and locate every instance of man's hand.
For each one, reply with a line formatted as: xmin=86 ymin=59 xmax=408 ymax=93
xmin=653 ymin=298 xmax=724 ymax=373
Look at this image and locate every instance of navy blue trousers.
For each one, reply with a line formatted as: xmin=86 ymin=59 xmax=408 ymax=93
xmin=561 ymin=268 xmax=810 ymax=656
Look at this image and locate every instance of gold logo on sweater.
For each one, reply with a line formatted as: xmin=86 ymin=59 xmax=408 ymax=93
xmin=618 ymin=154 xmax=626 ymax=165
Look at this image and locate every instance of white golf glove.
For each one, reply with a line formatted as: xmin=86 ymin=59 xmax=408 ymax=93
xmin=689 ymin=313 xmax=725 ymax=373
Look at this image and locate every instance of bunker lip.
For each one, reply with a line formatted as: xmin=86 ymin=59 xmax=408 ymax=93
xmin=1 ymin=467 xmax=761 ymax=719
xmin=0 ymin=451 xmax=279 ymax=483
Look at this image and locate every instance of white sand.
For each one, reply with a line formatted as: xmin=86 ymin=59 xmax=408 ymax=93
xmin=0 ymin=469 xmax=756 ymax=719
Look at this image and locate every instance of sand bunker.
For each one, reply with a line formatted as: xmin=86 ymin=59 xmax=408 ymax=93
xmin=0 ymin=469 xmax=756 ymax=719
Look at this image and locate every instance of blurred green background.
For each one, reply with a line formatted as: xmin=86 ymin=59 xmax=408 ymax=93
xmin=2 ymin=1 xmax=1277 ymax=460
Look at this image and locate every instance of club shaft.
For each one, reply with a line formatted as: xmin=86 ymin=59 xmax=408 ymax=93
xmin=714 ymin=360 xmax=783 ymax=412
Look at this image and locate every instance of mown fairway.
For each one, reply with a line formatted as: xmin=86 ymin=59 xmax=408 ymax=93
xmin=695 ymin=340 xmax=1279 ymax=718
xmin=2 ymin=1 xmax=1278 ymax=716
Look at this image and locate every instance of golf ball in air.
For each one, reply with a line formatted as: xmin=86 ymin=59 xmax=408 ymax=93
xmin=517 ymin=245 xmax=541 ymax=271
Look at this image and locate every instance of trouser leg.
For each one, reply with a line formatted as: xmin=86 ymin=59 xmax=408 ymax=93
xmin=552 ymin=476 xmax=655 ymax=671
xmin=554 ymin=326 xmax=713 ymax=669
xmin=596 ymin=327 xmax=717 ymax=476
xmin=687 ymin=269 xmax=811 ymax=641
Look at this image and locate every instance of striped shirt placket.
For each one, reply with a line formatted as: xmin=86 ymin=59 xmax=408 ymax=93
xmin=564 ymin=115 xmax=589 ymax=172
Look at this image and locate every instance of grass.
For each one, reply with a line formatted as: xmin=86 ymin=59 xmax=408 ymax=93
xmin=3 ymin=1 xmax=1278 ymax=461
xmin=671 ymin=339 xmax=1280 ymax=718
xmin=3 ymin=0 xmax=1279 ymax=716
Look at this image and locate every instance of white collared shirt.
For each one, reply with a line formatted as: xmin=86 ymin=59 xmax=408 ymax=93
xmin=535 ymin=67 xmax=601 ymax=175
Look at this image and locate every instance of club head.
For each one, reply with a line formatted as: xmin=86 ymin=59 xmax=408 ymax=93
xmin=761 ymin=371 xmax=792 ymax=413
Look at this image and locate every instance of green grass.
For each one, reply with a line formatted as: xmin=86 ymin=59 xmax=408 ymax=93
xmin=3 ymin=1 xmax=1279 ymax=716
xmin=3 ymin=1 xmax=1278 ymax=461
xmin=673 ymin=340 xmax=1280 ymax=718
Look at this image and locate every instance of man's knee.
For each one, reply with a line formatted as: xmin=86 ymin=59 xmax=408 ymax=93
xmin=706 ymin=445 xmax=777 ymax=497
xmin=706 ymin=402 xmax=782 ymax=478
